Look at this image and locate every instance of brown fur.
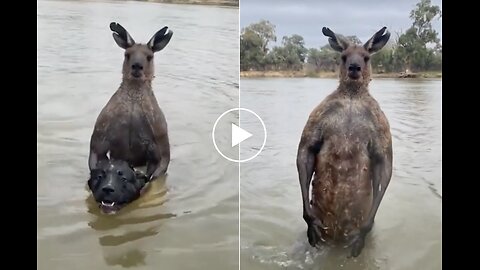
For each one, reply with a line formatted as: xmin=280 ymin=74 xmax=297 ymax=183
xmin=89 ymin=22 xmax=173 ymax=181
xmin=296 ymin=27 xmax=392 ymax=257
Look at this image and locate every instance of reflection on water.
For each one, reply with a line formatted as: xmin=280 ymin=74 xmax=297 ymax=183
xmin=37 ymin=0 xmax=238 ymax=269
xmin=240 ymin=78 xmax=442 ymax=270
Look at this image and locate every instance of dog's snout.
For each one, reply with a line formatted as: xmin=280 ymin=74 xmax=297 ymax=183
xmin=131 ymin=63 xmax=143 ymax=70
xmin=102 ymin=186 xmax=115 ymax=194
xmin=348 ymin=64 xmax=361 ymax=72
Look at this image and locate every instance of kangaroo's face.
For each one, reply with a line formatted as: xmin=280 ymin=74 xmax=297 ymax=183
xmin=322 ymin=27 xmax=390 ymax=85
xmin=339 ymin=46 xmax=372 ymax=83
xmin=123 ymin=45 xmax=155 ymax=81
xmin=109 ymin=22 xmax=173 ymax=82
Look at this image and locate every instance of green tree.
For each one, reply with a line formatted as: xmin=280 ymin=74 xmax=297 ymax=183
xmin=240 ymin=20 xmax=277 ymax=71
xmin=245 ymin=20 xmax=276 ymax=54
xmin=307 ymin=45 xmax=338 ymax=72
xmin=371 ymin=47 xmax=399 ymax=73
xmin=264 ymin=34 xmax=307 ymax=71
xmin=281 ymin=34 xmax=308 ymax=70
xmin=345 ymin=35 xmax=362 ymax=46
xmin=396 ymin=0 xmax=441 ymax=72
xmin=306 ymin=48 xmax=322 ymax=72
xmin=265 ymin=46 xmax=287 ymax=70
xmin=240 ymin=29 xmax=264 ymax=70
xmin=410 ymin=0 xmax=441 ymax=45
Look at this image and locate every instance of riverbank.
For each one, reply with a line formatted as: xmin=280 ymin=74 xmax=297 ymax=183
xmin=240 ymin=70 xmax=442 ymax=79
xmin=145 ymin=0 xmax=238 ymax=7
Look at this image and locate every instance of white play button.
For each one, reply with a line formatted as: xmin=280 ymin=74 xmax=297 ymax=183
xmin=212 ymin=108 xmax=267 ymax=163
xmin=231 ymin=123 xmax=252 ymax=147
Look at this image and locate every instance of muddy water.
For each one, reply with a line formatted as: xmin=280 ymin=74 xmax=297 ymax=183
xmin=240 ymin=78 xmax=442 ymax=270
xmin=37 ymin=1 xmax=239 ymax=269
xmin=37 ymin=1 xmax=442 ymax=269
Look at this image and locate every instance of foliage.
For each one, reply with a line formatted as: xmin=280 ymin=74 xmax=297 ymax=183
xmin=240 ymin=0 xmax=442 ymax=73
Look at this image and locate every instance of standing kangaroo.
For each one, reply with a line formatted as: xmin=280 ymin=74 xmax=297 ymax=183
xmin=296 ymin=27 xmax=393 ymax=257
xmin=89 ymin=22 xmax=173 ymax=181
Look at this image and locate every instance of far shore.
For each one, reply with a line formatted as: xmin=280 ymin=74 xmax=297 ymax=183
xmin=144 ymin=0 xmax=238 ymax=7
xmin=240 ymin=70 xmax=442 ymax=79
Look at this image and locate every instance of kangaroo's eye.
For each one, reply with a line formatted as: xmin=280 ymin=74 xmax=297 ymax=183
xmin=341 ymin=55 xmax=347 ymax=62
xmin=147 ymin=55 xmax=153 ymax=62
xmin=125 ymin=53 xmax=130 ymax=60
xmin=364 ymin=56 xmax=370 ymax=62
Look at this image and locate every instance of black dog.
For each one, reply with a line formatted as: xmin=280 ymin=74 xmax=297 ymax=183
xmin=88 ymin=159 xmax=149 ymax=214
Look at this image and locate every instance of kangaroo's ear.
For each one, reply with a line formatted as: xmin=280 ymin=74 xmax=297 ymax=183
xmin=364 ymin=27 xmax=390 ymax=54
xmin=110 ymin=22 xmax=135 ymax=49
xmin=322 ymin=27 xmax=350 ymax=52
xmin=147 ymin=26 xmax=173 ymax=53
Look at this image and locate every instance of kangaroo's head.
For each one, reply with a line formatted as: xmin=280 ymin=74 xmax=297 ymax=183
xmin=322 ymin=27 xmax=390 ymax=87
xmin=110 ymin=22 xmax=173 ymax=82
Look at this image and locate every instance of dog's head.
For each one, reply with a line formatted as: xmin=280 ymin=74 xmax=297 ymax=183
xmin=88 ymin=159 xmax=148 ymax=214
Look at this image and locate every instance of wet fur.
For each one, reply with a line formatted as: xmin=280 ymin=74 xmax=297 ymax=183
xmin=89 ymin=22 xmax=173 ymax=181
xmin=90 ymin=81 xmax=170 ymax=169
xmin=297 ymin=27 xmax=392 ymax=257
xmin=88 ymin=159 xmax=149 ymax=214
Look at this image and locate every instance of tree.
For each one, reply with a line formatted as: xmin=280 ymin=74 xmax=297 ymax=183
xmin=396 ymin=0 xmax=441 ymax=72
xmin=264 ymin=34 xmax=308 ymax=71
xmin=240 ymin=1 xmax=442 ymax=74
xmin=245 ymin=20 xmax=276 ymax=54
xmin=240 ymin=20 xmax=277 ymax=71
xmin=265 ymin=46 xmax=287 ymax=70
xmin=345 ymin=35 xmax=362 ymax=46
xmin=281 ymin=34 xmax=308 ymax=70
xmin=240 ymin=29 xmax=264 ymax=70
xmin=306 ymin=48 xmax=322 ymax=72
xmin=371 ymin=47 xmax=399 ymax=73
xmin=307 ymin=46 xmax=338 ymax=72
xmin=410 ymin=0 xmax=442 ymax=46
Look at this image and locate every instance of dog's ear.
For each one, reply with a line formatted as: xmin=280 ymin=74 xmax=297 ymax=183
xmin=89 ymin=168 xmax=102 ymax=178
xmin=87 ymin=168 xmax=103 ymax=190
xmin=87 ymin=177 xmax=94 ymax=190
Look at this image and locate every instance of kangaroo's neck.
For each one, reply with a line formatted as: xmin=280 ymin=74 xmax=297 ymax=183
xmin=337 ymin=81 xmax=369 ymax=98
xmin=119 ymin=79 xmax=153 ymax=99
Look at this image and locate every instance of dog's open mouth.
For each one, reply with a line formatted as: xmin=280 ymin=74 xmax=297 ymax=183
xmin=99 ymin=200 xmax=123 ymax=214
xmin=101 ymin=200 xmax=115 ymax=207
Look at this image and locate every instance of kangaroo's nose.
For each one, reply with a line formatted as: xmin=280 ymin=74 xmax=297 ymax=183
xmin=131 ymin=63 xmax=143 ymax=70
xmin=348 ymin=64 xmax=361 ymax=72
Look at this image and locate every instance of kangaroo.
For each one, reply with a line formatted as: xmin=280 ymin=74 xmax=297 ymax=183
xmin=89 ymin=22 xmax=173 ymax=185
xmin=296 ymin=27 xmax=393 ymax=257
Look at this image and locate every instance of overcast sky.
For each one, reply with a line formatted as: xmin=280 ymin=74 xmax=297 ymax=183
xmin=240 ymin=0 xmax=442 ymax=48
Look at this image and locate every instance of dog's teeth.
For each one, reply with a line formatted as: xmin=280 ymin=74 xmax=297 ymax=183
xmin=101 ymin=201 xmax=115 ymax=206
